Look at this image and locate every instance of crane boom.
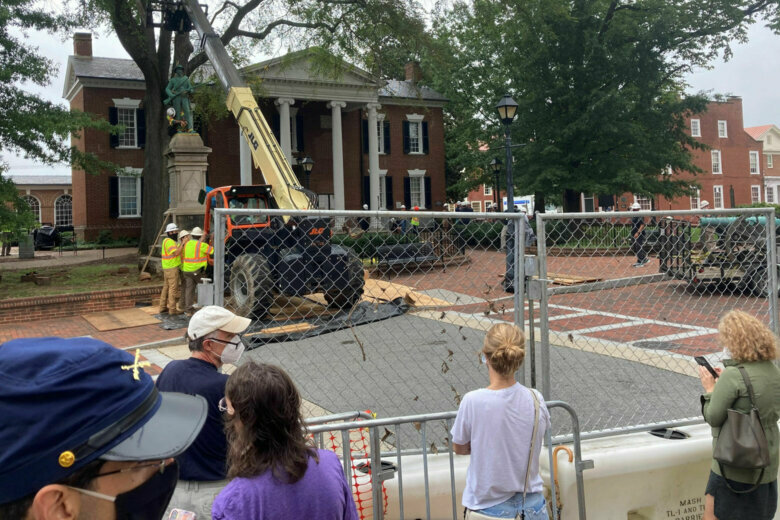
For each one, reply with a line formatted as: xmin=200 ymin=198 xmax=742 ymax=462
xmin=182 ymin=0 xmax=312 ymax=211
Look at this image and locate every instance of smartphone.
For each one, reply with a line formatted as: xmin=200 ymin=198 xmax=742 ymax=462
xmin=694 ymin=356 xmax=719 ymax=379
xmin=168 ymin=509 xmax=196 ymax=520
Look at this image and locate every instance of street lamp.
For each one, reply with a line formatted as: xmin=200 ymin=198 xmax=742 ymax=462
xmin=301 ymin=156 xmax=315 ymax=190
xmin=495 ymin=93 xmax=518 ymax=213
xmin=490 ymin=158 xmax=501 ymax=210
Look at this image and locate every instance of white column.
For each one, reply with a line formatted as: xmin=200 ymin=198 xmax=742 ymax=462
xmin=325 ymin=102 xmax=346 ymax=214
xmin=239 ymin=128 xmax=252 ymax=185
xmin=275 ymin=98 xmax=295 ymax=164
xmin=367 ymin=103 xmax=381 ymax=222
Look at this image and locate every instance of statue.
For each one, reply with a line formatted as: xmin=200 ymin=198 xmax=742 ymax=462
xmin=165 ymin=64 xmax=196 ymax=133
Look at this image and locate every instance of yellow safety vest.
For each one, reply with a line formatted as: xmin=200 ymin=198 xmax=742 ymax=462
xmin=411 ymin=216 xmax=420 ymax=227
xmin=161 ymin=237 xmax=181 ymax=270
xmin=181 ymin=239 xmax=213 ymax=272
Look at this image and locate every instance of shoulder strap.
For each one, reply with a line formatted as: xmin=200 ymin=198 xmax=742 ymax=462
xmin=737 ymin=366 xmax=758 ymax=409
xmin=523 ymin=388 xmax=541 ymax=506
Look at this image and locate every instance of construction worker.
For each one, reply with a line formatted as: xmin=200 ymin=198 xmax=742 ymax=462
xmin=410 ymin=206 xmax=421 ymax=236
xmin=181 ymin=226 xmax=213 ymax=315
xmin=159 ymin=222 xmax=182 ymax=315
xmin=176 ymin=229 xmax=191 ymax=314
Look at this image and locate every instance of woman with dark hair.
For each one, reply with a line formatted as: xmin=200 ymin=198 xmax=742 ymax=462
xmin=211 ymin=362 xmax=358 ymax=520
xmin=700 ymin=310 xmax=780 ymax=520
xmin=451 ymin=322 xmax=550 ymax=519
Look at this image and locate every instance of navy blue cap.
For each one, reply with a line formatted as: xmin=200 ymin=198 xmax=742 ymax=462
xmin=0 ymin=337 xmax=207 ymax=504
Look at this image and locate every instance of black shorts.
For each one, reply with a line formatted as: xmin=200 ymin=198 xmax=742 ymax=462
xmin=705 ymin=470 xmax=777 ymax=520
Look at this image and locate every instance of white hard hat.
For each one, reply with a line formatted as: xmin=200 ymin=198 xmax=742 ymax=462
xmin=191 ymin=226 xmax=203 ymax=237
xmin=165 ymin=223 xmax=179 ymax=233
xmin=178 ymin=230 xmax=190 ymax=239
xmin=363 ymin=204 xmax=369 ymax=210
xmin=400 ymin=205 xmax=406 ymax=209
xmin=700 ymin=200 xmax=710 ymax=209
xmin=630 ymin=202 xmax=641 ymax=210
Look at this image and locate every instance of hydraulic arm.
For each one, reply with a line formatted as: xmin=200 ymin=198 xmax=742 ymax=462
xmin=181 ymin=0 xmax=312 ymax=211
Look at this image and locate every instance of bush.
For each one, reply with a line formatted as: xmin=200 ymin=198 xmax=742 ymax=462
xmin=332 ymin=231 xmax=420 ymax=259
xmin=454 ymin=221 xmax=504 ymax=248
xmin=97 ymin=229 xmax=113 ymax=245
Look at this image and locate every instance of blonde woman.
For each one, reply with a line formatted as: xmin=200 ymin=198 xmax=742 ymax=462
xmin=451 ymin=323 xmax=550 ymax=519
xmin=700 ymin=310 xmax=780 ymax=520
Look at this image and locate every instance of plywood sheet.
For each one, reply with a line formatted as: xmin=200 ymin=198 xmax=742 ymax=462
xmin=83 ymin=308 xmax=160 ymax=331
xmin=364 ymin=279 xmax=451 ymax=307
xmin=547 ymin=273 xmax=603 ymax=286
xmin=252 ymin=322 xmax=315 ymax=335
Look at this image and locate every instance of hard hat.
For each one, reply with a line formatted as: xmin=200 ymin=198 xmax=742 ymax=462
xmin=400 ymin=205 xmax=406 ymax=209
xmin=414 ymin=206 xmax=420 ymax=211
xmin=178 ymin=230 xmax=190 ymax=240
xmin=191 ymin=226 xmax=204 ymax=237
xmin=363 ymin=204 xmax=369 ymax=210
xmin=165 ymin=223 xmax=179 ymax=234
xmin=700 ymin=200 xmax=710 ymax=209
xmin=630 ymin=202 xmax=641 ymax=210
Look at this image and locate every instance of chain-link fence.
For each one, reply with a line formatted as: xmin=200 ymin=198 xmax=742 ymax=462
xmin=535 ymin=208 xmax=778 ymax=437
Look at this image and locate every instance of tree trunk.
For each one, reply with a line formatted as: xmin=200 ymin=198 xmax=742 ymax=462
xmin=138 ymin=80 xmax=171 ymax=253
xmin=563 ymin=189 xmax=580 ymax=213
xmin=534 ymin=192 xmax=545 ymax=214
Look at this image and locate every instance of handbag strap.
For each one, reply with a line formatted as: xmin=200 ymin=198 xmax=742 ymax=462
xmin=522 ymin=388 xmax=541 ymax=508
xmin=736 ymin=366 xmax=758 ymax=409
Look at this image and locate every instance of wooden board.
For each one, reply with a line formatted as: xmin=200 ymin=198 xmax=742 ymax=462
xmin=83 ymin=308 xmax=160 ymax=331
xmin=250 ymin=322 xmax=315 ymax=335
xmin=546 ymin=273 xmax=603 ymax=286
xmin=363 ymin=279 xmax=451 ymax=307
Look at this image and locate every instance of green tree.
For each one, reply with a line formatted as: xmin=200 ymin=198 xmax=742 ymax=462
xmin=0 ymin=0 xmax=113 ymax=236
xmin=72 ymin=0 xmax=427 ymax=250
xmin=425 ymin=0 xmax=777 ymax=211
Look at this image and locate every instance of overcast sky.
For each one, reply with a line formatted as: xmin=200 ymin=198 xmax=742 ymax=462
xmin=4 ymin=17 xmax=780 ymax=177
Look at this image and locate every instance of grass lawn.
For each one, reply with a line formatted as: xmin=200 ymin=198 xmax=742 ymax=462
xmin=0 ymin=263 xmax=162 ymax=299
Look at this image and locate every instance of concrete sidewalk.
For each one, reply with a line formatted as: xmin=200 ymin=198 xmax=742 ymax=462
xmin=0 ymin=247 xmax=138 ymax=270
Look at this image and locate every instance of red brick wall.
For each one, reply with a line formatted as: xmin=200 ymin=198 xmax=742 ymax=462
xmin=466 ymin=185 xmax=498 ymax=211
xmin=0 ymin=285 xmax=162 ymax=325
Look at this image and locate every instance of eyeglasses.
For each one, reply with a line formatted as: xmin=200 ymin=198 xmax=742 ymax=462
xmin=218 ymin=397 xmax=234 ymax=415
xmin=206 ymin=336 xmax=241 ymax=347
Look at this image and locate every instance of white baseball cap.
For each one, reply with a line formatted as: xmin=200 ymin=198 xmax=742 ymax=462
xmin=630 ymin=202 xmax=641 ymax=210
xmin=187 ymin=306 xmax=252 ymax=340
xmin=165 ymin=223 xmax=179 ymax=233
xmin=191 ymin=226 xmax=204 ymax=237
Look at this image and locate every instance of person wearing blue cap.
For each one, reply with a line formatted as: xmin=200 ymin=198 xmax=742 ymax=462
xmin=157 ymin=305 xmax=252 ymax=519
xmin=0 ymin=337 xmax=207 ymax=520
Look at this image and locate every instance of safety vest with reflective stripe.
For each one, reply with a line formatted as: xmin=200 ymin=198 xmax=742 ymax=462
xmin=181 ymin=239 xmax=213 ymax=272
xmin=411 ymin=216 xmax=420 ymax=227
xmin=161 ymin=237 xmax=181 ymax=270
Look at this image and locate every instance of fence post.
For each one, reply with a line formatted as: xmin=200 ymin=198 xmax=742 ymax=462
xmin=767 ymin=208 xmax=779 ymax=336
xmin=516 ymin=214 xmax=526 ymax=386
xmin=536 ymin=215 xmax=551 ymax=400
xmin=213 ymin=210 xmax=225 ymax=307
xmin=370 ymin=424 xmax=384 ymax=520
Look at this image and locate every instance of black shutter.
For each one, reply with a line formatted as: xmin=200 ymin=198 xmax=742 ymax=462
xmin=109 ymin=177 xmax=119 ymax=218
xmin=362 ymin=119 xmax=368 ymax=154
xmin=385 ymin=176 xmax=393 ymax=209
xmin=424 ymin=177 xmax=431 ymax=209
xmin=404 ymin=177 xmax=411 ymax=208
xmin=363 ymin=176 xmax=370 ymax=206
xmin=271 ymin=113 xmax=280 ymax=142
xmin=422 ymin=122 xmax=429 ymax=154
xmin=296 ymin=113 xmax=304 ymax=153
xmin=402 ymin=121 xmax=410 ymax=154
xmin=136 ymin=109 xmax=146 ymax=149
xmin=383 ymin=121 xmax=391 ymax=154
xmin=109 ymin=107 xmax=119 ymax=148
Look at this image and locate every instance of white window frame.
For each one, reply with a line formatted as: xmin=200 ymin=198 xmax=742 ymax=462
xmin=750 ymin=151 xmax=760 ymax=175
xmin=483 ymin=184 xmax=492 ymax=196
xmin=113 ymin=98 xmax=141 ymax=149
xmin=21 ymin=195 xmax=41 ymax=223
xmin=768 ymin=155 xmax=774 ymax=169
xmin=691 ymin=119 xmax=701 ymax=137
xmin=690 ymin=188 xmax=701 ymax=210
xmin=406 ymin=114 xmax=424 ymax=155
xmin=407 ymin=169 xmax=426 ymax=208
xmin=752 ymin=185 xmax=761 ymax=203
xmin=118 ymin=167 xmax=142 ymax=218
xmin=54 ymin=194 xmax=73 ymax=227
xmin=718 ymin=120 xmax=728 ymax=138
xmin=633 ymin=194 xmax=652 ymax=211
xmin=471 ymin=201 xmax=482 ymax=212
xmin=377 ymin=113 xmax=386 ymax=155
xmin=377 ymin=169 xmax=388 ymax=209
xmin=713 ymin=185 xmax=724 ymax=209
xmin=711 ymin=150 xmax=722 ymax=174
xmin=767 ymin=186 xmax=776 ymax=204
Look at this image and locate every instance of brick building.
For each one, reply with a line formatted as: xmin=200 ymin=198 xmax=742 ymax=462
xmin=745 ymin=124 xmax=780 ymax=204
xmin=9 ymin=175 xmax=73 ymax=227
xmin=577 ymin=97 xmax=765 ymax=213
xmin=62 ymin=33 xmax=447 ymax=240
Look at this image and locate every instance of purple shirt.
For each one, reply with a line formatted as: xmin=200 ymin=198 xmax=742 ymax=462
xmin=212 ymin=449 xmax=359 ymax=520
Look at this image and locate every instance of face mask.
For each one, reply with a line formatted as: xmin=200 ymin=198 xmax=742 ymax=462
xmin=70 ymin=461 xmax=179 ymax=520
xmin=219 ymin=335 xmax=245 ymax=365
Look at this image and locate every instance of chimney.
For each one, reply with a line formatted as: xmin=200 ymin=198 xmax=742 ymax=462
xmin=404 ymin=61 xmax=422 ymax=84
xmin=73 ymin=33 xmax=92 ymax=58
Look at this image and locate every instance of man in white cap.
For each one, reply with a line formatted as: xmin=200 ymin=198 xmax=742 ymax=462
xmin=156 ymin=305 xmax=251 ymax=519
xmin=630 ymin=201 xmax=649 ymax=267
xmin=159 ymin=222 xmax=182 ymax=315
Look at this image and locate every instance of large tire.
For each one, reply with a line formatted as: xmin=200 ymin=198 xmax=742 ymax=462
xmin=324 ymin=250 xmax=365 ymax=310
xmin=228 ymin=254 xmax=274 ymax=318
xmin=748 ymin=265 xmax=780 ymax=298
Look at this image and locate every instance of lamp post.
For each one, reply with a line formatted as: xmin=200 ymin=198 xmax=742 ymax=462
xmin=495 ymin=94 xmax=518 ymax=213
xmin=301 ymin=156 xmax=314 ymax=190
xmin=490 ymin=158 xmax=501 ymax=210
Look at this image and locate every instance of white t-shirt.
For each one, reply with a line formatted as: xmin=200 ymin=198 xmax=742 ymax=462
xmin=450 ymin=383 xmax=550 ymax=510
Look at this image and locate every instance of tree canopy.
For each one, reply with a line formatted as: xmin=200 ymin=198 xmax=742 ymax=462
xmin=424 ymin=0 xmax=778 ymax=208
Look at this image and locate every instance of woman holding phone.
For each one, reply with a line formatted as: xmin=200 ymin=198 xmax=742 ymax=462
xmin=699 ymin=310 xmax=780 ymax=520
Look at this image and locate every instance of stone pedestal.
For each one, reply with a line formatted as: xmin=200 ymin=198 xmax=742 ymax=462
xmin=165 ymin=133 xmax=212 ymax=231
